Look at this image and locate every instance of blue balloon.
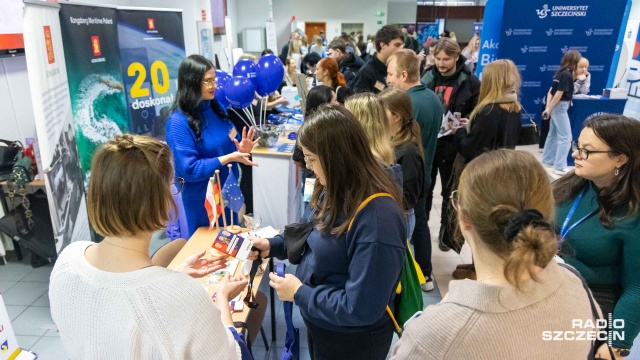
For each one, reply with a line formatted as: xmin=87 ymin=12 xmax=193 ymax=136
xmin=225 ymin=76 xmax=256 ymax=109
xmin=233 ymin=59 xmax=258 ymax=88
xmin=215 ymin=69 xmax=231 ymax=85
xmin=214 ymin=77 xmax=230 ymax=109
xmin=256 ymin=54 xmax=285 ymax=96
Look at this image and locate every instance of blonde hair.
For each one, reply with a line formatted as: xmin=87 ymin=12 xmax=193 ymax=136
xmin=469 ymin=59 xmax=522 ymax=122
xmin=288 ymin=40 xmax=301 ymax=57
xmin=574 ymin=57 xmax=589 ymax=77
xmin=313 ymin=35 xmax=323 ymax=47
xmin=88 ymin=134 xmax=175 ymax=237
xmin=456 ymin=149 xmax=557 ymax=291
xmin=344 ymin=93 xmax=395 ymax=165
xmin=463 ymin=34 xmax=480 ymax=55
xmin=239 ymin=54 xmax=258 ymax=62
xmin=301 ymin=35 xmax=308 ymax=47
xmin=387 ymin=49 xmax=421 ymax=83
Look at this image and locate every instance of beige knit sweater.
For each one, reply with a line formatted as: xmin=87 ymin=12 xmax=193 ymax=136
xmin=390 ymin=261 xmax=596 ymax=359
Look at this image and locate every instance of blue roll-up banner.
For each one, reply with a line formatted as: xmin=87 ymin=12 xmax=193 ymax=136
xmin=495 ymin=0 xmax=628 ymax=124
xmin=476 ymin=0 xmax=503 ymax=79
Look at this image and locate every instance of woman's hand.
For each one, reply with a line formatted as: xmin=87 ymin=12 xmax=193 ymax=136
xmin=221 ymin=151 xmax=258 ymax=166
xmin=542 ymin=109 xmax=550 ymax=120
xmin=269 ymin=272 xmax=303 ymax=302
xmin=177 ymin=252 xmax=227 ymax=278
xmin=248 ymin=237 xmax=270 ymax=259
xmin=216 ymin=275 xmax=248 ymax=302
xmin=234 ymin=126 xmax=260 ymax=153
xmin=577 ymin=74 xmax=587 ymax=81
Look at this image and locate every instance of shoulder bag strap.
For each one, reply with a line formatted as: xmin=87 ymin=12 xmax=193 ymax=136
xmin=347 ymin=192 xmax=402 ymax=332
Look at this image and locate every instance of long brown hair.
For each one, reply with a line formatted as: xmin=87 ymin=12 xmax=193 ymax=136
xmin=379 ymin=88 xmax=424 ymax=157
xmin=317 ymin=58 xmax=346 ymax=87
xmin=298 ymin=105 xmax=403 ymax=236
xmin=457 ymin=149 xmax=557 ymax=290
xmin=556 ymin=50 xmax=581 ymax=77
xmin=553 ymin=115 xmax=640 ymax=227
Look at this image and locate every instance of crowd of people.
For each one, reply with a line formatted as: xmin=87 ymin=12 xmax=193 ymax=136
xmin=47 ymin=23 xmax=640 ymax=360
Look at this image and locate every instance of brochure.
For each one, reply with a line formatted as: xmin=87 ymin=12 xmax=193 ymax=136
xmin=212 ymin=229 xmax=254 ymax=261
xmin=438 ymin=111 xmax=462 ymax=138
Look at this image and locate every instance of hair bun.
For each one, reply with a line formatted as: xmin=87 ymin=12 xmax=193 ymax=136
xmin=503 ymin=209 xmax=551 ymax=242
xmin=115 ymin=135 xmax=136 ymax=151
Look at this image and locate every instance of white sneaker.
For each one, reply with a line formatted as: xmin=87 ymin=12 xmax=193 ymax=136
xmin=421 ymin=277 xmax=434 ymax=292
xmin=554 ymin=169 xmax=569 ymax=175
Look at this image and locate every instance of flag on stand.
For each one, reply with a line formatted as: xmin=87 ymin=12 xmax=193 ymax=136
xmin=205 ymin=177 xmax=223 ymax=229
xmin=222 ymin=170 xmax=244 ymax=213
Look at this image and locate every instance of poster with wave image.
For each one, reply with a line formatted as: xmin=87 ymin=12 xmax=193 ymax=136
xmin=59 ymin=3 xmax=128 ymax=190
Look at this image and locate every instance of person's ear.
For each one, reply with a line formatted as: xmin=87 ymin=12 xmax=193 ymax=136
xmin=613 ymin=153 xmax=629 ymax=168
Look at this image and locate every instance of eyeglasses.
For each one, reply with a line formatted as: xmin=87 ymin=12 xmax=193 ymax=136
xmin=571 ymin=141 xmax=617 ymax=160
xmin=449 ymin=190 xmax=459 ymax=211
xmin=303 ymin=155 xmax=317 ymax=169
xmin=202 ymin=78 xmax=216 ymax=87
xmin=172 ymin=177 xmax=185 ymax=195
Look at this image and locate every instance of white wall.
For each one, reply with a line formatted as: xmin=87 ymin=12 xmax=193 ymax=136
xmin=0 ymin=56 xmax=36 ymax=143
xmin=271 ymin=0 xmax=389 ymax=55
xmin=388 ymin=1 xmax=417 ymax=24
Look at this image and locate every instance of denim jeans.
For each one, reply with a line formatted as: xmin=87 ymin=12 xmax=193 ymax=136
xmin=405 ymin=208 xmax=416 ymax=240
xmin=542 ymin=101 xmax=572 ymax=171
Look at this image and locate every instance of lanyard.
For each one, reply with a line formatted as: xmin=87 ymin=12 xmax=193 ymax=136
xmin=560 ymin=187 xmax=598 ymax=240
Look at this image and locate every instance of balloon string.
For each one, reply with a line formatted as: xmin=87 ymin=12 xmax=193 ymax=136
xmin=231 ymin=108 xmax=253 ymax=129
xmin=242 ymin=107 xmax=257 ymax=128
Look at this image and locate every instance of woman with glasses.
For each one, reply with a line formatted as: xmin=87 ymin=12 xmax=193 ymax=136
xmin=50 ymin=134 xmax=251 ymax=359
xmin=554 ymin=115 xmax=640 ymax=359
xmin=391 ymin=149 xmax=596 ymax=359
xmin=166 ymin=55 xmax=258 ymax=237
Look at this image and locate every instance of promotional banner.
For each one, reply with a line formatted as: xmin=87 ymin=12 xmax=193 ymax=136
xmin=623 ymin=22 xmax=640 ymax=119
xmin=23 ymin=0 xmax=90 ymax=253
xmin=476 ymin=0 xmax=504 ymax=78
xmin=416 ymin=22 xmax=438 ymax=48
xmin=59 ymin=3 xmax=128 ymax=190
xmin=497 ymin=0 xmax=629 ymax=123
xmin=117 ymin=8 xmax=185 ymax=139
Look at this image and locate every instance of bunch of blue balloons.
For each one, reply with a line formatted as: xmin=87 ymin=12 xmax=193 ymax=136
xmin=214 ymin=54 xmax=285 ymax=110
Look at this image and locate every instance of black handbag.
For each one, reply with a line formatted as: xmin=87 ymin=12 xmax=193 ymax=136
xmin=518 ymin=107 xmax=540 ymax=146
xmin=0 ymin=139 xmax=23 ymax=174
xmin=283 ymin=221 xmax=314 ymax=264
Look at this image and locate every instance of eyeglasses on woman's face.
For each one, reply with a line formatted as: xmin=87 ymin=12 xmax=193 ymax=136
xmin=304 ymin=155 xmax=318 ymax=170
xmin=202 ymin=78 xmax=216 ymax=87
xmin=571 ymin=141 xmax=616 ymax=160
xmin=172 ymin=177 xmax=185 ymax=195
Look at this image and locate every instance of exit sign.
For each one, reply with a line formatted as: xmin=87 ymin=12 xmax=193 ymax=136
xmin=376 ymin=11 xmax=385 ymax=16
xmin=377 ymin=20 xmax=383 ymax=25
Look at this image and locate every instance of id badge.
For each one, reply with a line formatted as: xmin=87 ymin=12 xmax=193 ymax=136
xmin=228 ymin=127 xmax=238 ymax=142
xmin=374 ymin=80 xmax=385 ymax=91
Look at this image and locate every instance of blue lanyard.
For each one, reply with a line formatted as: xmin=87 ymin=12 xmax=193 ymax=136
xmin=560 ymin=187 xmax=598 ymax=240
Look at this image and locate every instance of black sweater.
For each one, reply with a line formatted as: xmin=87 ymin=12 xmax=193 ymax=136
xmin=457 ymin=104 xmax=522 ymax=162
xmin=394 ymin=142 xmax=424 ymax=210
xmin=351 ymin=55 xmax=388 ymax=94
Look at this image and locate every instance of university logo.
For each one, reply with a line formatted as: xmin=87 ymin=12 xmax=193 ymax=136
xmin=616 ymin=44 xmax=620 ymax=51
xmin=534 ymin=97 xmax=543 ymax=105
xmin=505 ymin=28 xmax=513 ymax=36
xmin=521 ymin=45 xmax=528 ymax=53
xmin=1 ymin=340 xmax=8 ymax=354
xmin=546 ymin=28 xmax=554 ymax=36
xmin=91 ymin=36 xmax=101 ymax=57
xmin=43 ymin=26 xmax=55 ymax=64
xmin=586 ymin=28 xmax=593 ymax=36
xmin=147 ymin=18 xmax=155 ymax=30
xmin=540 ymin=64 xmax=547 ymax=72
xmin=561 ymin=46 xmax=569 ymax=54
xmin=537 ymin=4 xmax=551 ymax=18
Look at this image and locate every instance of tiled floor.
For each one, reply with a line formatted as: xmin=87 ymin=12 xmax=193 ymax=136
xmin=2 ymin=171 xmax=639 ymax=359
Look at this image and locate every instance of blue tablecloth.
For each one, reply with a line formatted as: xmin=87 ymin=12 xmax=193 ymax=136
xmin=566 ymin=97 xmax=627 ymax=166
